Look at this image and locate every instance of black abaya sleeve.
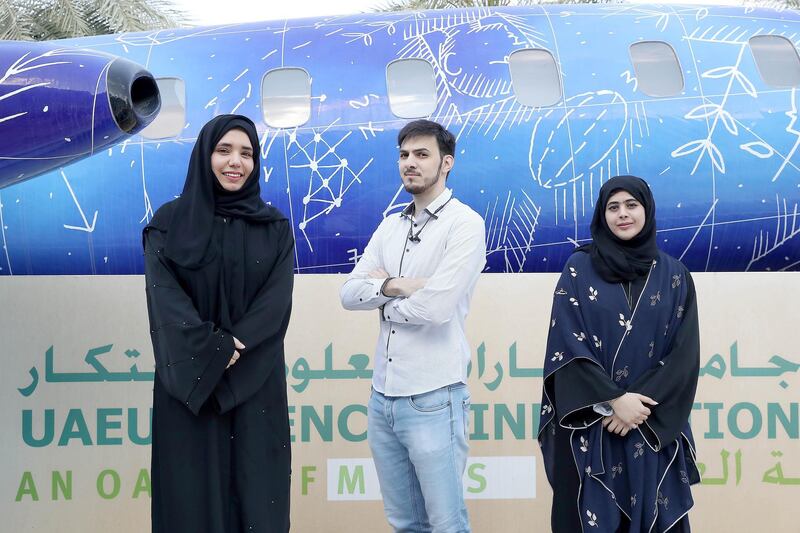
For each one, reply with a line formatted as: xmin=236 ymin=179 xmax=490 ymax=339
xmin=630 ymin=270 xmax=700 ymax=450
xmin=144 ymin=227 xmax=235 ymax=416
xmin=212 ymin=220 xmax=294 ymax=414
xmin=554 ymin=359 xmax=625 ymax=427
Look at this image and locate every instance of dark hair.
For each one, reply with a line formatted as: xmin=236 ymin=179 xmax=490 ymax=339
xmin=397 ymin=119 xmax=456 ymax=157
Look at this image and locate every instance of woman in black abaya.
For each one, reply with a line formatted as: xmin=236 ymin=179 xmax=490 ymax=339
xmin=143 ymin=114 xmax=294 ymax=533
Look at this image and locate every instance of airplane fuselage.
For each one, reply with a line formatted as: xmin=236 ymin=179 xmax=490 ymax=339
xmin=0 ymin=4 xmax=798 ymax=275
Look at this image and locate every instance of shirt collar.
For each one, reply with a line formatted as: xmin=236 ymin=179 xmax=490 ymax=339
xmin=400 ymin=188 xmax=453 ymax=219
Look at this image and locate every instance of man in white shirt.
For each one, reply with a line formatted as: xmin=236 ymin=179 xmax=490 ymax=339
xmin=340 ymin=120 xmax=486 ymax=533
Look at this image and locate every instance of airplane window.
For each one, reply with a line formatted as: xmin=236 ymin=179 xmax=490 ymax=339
xmin=386 ymin=59 xmax=437 ymax=118
xmin=261 ymin=68 xmax=311 ymax=128
xmin=629 ymin=41 xmax=684 ymax=97
xmin=508 ymin=48 xmax=562 ymax=107
xmin=749 ymin=35 xmax=800 ymax=88
xmin=140 ymin=77 xmax=186 ymax=139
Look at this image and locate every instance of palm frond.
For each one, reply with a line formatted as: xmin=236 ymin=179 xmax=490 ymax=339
xmin=0 ymin=0 xmax=44 ymax=40
xmin=372 ymin=0 xmax=629 ymax=11
xmin=744 ymin=0 xmax=800 ymax=9
xmin=373 ymin=0 xmax=451 ymax=12
xmin=87 ymin=0 xmax=181 ymax=33
xmin=42 ymin=0 xmax=92 ymax=38
xmin=0 ymin=0 xmax=186 ymax=41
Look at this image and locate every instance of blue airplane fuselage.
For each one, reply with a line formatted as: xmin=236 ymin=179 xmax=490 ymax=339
xmin=0 ymin=4 xmax=798 ymax=275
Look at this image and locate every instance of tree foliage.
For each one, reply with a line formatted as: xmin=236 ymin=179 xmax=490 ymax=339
xmin=374 ymin=0 xmax=621 ymax=12
xmin=0 ymin=0 xmax=184 ymax=41
xmin=372 ymin=0 xmax=800 ymax=12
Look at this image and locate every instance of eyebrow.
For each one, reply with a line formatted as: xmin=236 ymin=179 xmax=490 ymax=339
xmin=607 ymin=198 xmax=638 ymax=206
xmin=399 ymin=148 xmax=430 ymax=154
xmin=216 ymin=142 xmax=253 ymax=151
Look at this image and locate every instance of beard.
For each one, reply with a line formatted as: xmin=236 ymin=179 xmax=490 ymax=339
xmin=402 ymin=167 xmax=442 ymax=195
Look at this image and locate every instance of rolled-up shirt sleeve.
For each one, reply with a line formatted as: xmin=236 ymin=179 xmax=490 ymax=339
xmin=383 ymin=214 xmax=486 ymax=326
xmin=340 ymin=219 xmax=396 ymax=310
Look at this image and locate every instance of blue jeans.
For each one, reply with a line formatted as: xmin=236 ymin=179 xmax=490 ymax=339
xmin=368 ymin=384 xmax=471 ymax=533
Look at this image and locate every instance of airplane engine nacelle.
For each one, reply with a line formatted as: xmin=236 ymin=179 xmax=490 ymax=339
xmin=0 ymin=41 xmax=160 ymax=188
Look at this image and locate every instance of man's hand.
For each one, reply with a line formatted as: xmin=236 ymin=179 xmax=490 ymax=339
xmin=609 ymin=392 xmax=658 ymax=428
xmin=227 ymin=336 xmax=246 ymax=369
xmin=383 ymin=277 xmax=427 ymax=298
xmin=367 ymin=268 xmax=426 ymax=298
xmin=368 ymin=268 xmax=390 ymax=279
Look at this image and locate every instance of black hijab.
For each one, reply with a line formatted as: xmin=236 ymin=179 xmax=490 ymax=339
xmin=164 ymin=114 xmax=284 ymax=268
xmin=577 ymin=175 xmax=659 ymax=283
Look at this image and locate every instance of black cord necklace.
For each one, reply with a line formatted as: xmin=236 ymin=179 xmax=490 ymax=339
xmin=407 ymin=195 xmax=454 ymax=243
xmin=397 ymin=194 xmax=454 ymax=277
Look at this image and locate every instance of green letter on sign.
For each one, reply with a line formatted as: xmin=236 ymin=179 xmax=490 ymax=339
xmin=301 ymin=466 xmax=316 ymax=496
xmin=133 ymin=469 xmax=151 ymax=499
xmin=59 ymin=409 xmax=92 ymax=446
xmin=15 ymin=472 xmax=39 ymax=501
xmin=729 ymin=402 xmax=762 ymax=440
xmin=338 ymin=465 xmax=365 ymax=495
xmin=52 ymin=471 xmax=72 ymax=500
xmin=97 ymin=408 xmax=124 ymax=445
xmin=466 ymin=463 xmax=487 ymax=494
xmin=22 ymin=410 xmax=54 ymax=447
xmin=338 ymin=404 xmax=367 ymax=442
xmin=97 ymin=469 xmax=121 ymax=499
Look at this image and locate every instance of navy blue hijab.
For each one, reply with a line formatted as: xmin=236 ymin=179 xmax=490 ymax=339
xmin=578 ymin=175 xmax=659 ymax=283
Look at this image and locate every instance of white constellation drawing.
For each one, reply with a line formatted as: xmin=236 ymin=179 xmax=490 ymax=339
xmin=287 ymin=119 xmax=373 ymax=251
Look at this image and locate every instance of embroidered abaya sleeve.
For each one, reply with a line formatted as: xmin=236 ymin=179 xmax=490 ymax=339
xmin=554 ymin=359 xmax=624 ymax=426
xmin=629 ymin=270 xmax=700 ymax=450
xmin=541 ymin=259 xmax=625 ymax=431
xmin=144 ymin=226 xmax=236 ymax=416
xmin=211 ymin=220 xmax=294 ymax=414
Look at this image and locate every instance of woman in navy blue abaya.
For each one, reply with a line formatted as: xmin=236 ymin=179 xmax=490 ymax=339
xmin=538 ymin=175 xmax=700 ymax=532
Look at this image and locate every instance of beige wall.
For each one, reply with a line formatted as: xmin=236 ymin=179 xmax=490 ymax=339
xmin=1 ymin=273 xmax=798 ymax=531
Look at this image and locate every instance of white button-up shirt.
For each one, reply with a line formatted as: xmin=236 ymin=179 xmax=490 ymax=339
xmin=340 ymin=188 xmax=486 ymax=396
